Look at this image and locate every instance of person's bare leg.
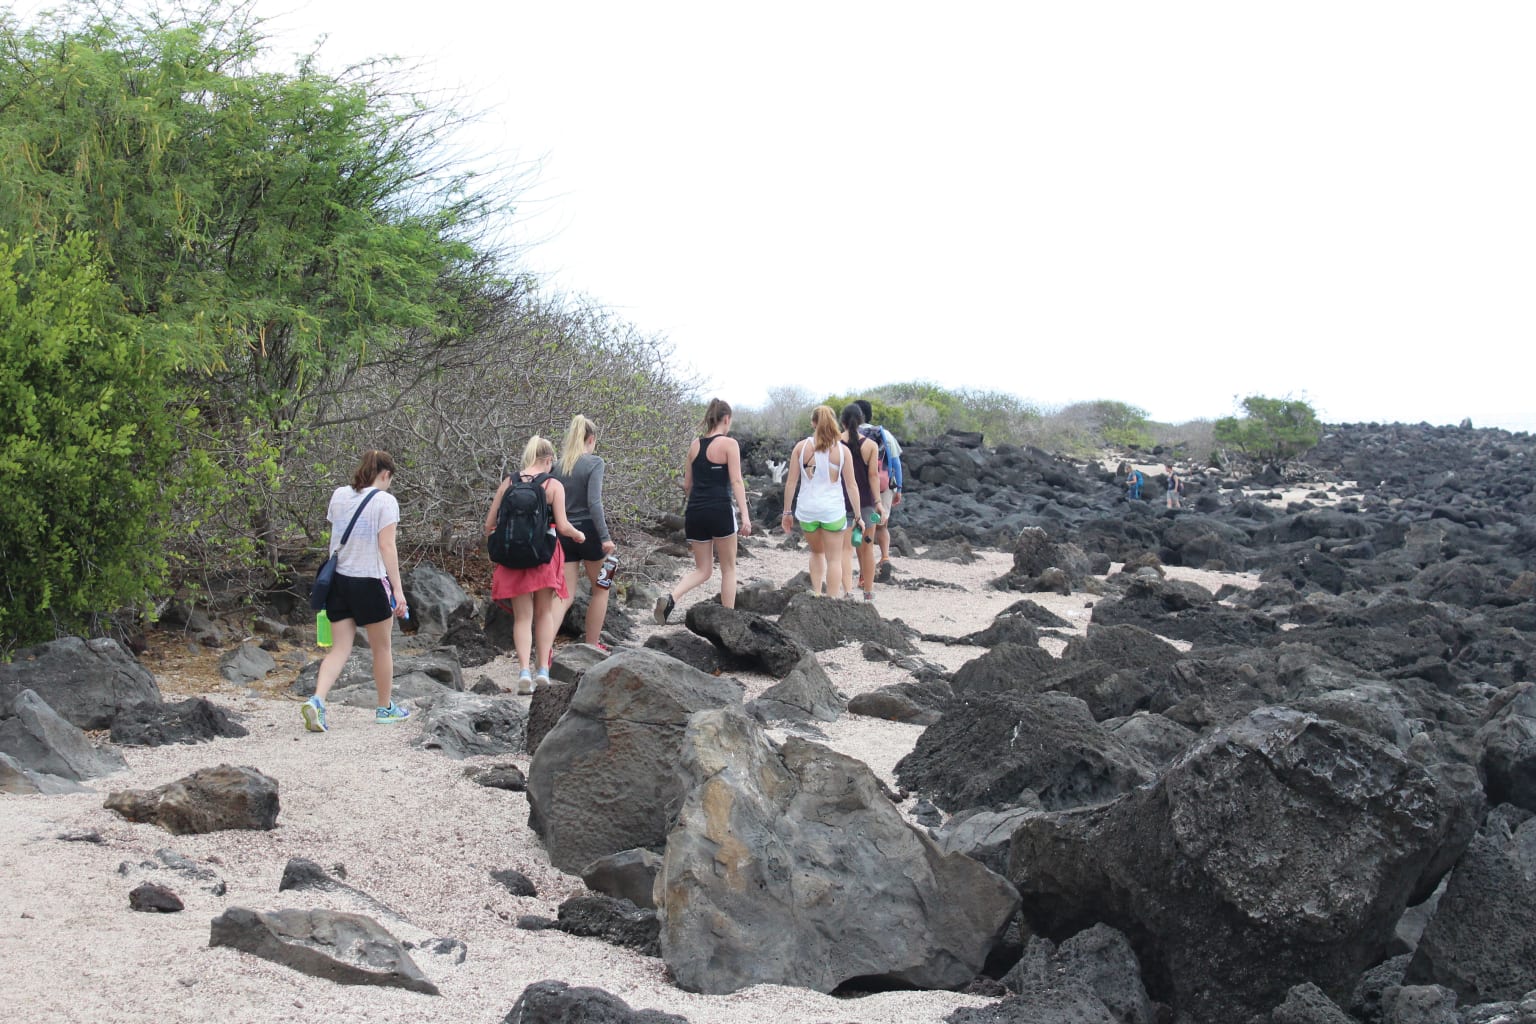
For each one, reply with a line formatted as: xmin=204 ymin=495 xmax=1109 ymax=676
xmin=840 ymin=529 xmax=855 ymax=596
xmin=533 ymin=589 xmax=556 ymax=671
xmin=582 ymin=561 xmax=609 ymax=645
xmin=314 ymin=619 xmax=357 ymax=702
xmin=512 ymin=593 xmax=535 ymax=672
xmin=552 ymin=561 xmax=580 ymax=638
xmin=365 ymin=617 xmax=395 ymax=707
xmin=672 ymin=541 xmax=716 ymax=602
xmin=858 ymin=529 xmax=877 ymax=596
xmin=806 ymin=530 xmax=826 ymax=596
xmin=715 ymin=534 xmax=740 ymax=608
xmin=825 ymin=531 xmax=846 ymax=599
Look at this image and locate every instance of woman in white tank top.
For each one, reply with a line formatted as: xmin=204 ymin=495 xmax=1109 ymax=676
xmin=780 ymin=405 xmax=864 ymax=598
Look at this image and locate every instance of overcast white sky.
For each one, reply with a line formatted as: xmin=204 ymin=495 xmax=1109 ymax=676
xmin=23 ymin=1 xmax=1536 ymax=430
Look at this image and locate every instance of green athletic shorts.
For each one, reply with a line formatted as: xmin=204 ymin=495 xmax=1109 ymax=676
xmin=800 ymin=517 xmax=847 ymax=533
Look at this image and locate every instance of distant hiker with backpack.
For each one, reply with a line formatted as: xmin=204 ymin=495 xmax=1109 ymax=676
xmin=841 ymin=403 xmax=886 ymax=601
xmin=854 ymin=398 xmax=903 ymax=567
xmin=485 ymin=436 xmax=587 ymax=693
xmin=1120 ymin=461 xmax=1145 ymax=501
xmin=302 ymin=450 xmax=411 ymax=732
xmin=654 ymin=398 xmax=753 ymax=624
xmin=551 ymin=414 xmax=617 ymax=651
xmin=1165 ymin=463 xmax=1183 ymax=510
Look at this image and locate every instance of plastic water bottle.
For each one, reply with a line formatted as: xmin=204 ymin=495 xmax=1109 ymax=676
xmin=852 ymin=524 xmax=863 ymax=547
xmin=316 ymin=611 xmax=332 ymax=648
xmin=596 ymin=553 xmax=619 ymax=590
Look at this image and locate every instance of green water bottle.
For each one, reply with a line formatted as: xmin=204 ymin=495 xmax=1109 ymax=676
xmin=852 ymin=523 xmax=863 ymax=547
xmin=316 ymin=610 xmax=333 ymax=648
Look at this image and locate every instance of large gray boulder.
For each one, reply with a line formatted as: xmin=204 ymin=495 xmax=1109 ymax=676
xmin=1476 ymin=682 xmax=1536 ymax=812
xmin=502 ymin=980 xmax=687 ymax=1023
xmin=292 ymin=649 xmax=463 ymax=698
xmin=748 ymin=653 xmax=844 ymax=723
xmin=0 ymin=751 xmax=89 ymax=794
xmin=1008 ymin=707 xmax=1467 ymax=1023
xmin=209 ymin=907 xmax=437 ymax=994
xmin=776 ymin=592 xmax=917 ymax=654
xmin=526 ymin=648 xmax=741 ymax=874
xmin=109 ymin=697 xmax=248 ymax=747
xmin=0 ymin=689 xmax=127 ymax=780
xmin=657 ymin=707 xmax=1019 ymax=994
xmin=218 ymin=642 xmax=276 ymax=684
xmin=105 ymin=764 xmax=279 ymax=834
xmin=990 ymin=925 xmax=1155 ymax=1024
xmin=1405 ymin=805 xmax=1536 ymax=1003
xmin=406 ymin=563 xmax=475 ymax=635
xmin=411 ymin=691 xmax=527 ymax=759
xmin=0 ymin=637 xmax=160 ymax=729
xmin=896 ymin=691 xmax=1153 ymax=814
xmin=684 ymin=603 xmax=808 ymax=677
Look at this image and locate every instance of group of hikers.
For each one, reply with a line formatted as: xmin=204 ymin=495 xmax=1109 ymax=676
xmin=301 ymin=399 xmax=904 ymax=732
xmin=1121 ymin=461 xmax=1183 ymax=509
xmin=652 ymin=397 xmax=904 ymax=624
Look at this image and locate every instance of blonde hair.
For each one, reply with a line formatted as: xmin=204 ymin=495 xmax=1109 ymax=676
xmin=521 ymin=435 xmax=555 ymax=472
xmin=560 ymin=415 xmax=597 ymax=475
xmin=810 ymin=406 xmax=840 ymax=452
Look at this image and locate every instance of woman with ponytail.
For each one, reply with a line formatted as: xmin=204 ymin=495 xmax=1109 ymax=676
xmin=781 ymin=406 xmax=863 ymax=599
xmin=552 ymin=414 xmax=617 ymax=650
xmin=484 ymin=436 xmax=586 ymax=693
xmin=654 ymin=398 xmax=752 ymax=623
xmin=302 ymin=450 xmax=410 ymax=732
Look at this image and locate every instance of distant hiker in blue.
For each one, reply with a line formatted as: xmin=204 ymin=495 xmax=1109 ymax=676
xmin=1120 ymin=462 xmax=1145 ymax=501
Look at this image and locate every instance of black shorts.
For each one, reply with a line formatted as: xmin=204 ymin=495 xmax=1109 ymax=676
xmin=325 ymin=573 xmax=393 ymax=627
xmin=685 ymin=503 xmax=737 ymax=542
xmin=560 ymin=521 xmax=605 ymax=563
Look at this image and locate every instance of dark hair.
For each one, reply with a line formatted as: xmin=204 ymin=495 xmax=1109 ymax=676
xmin=841 ymin=403 xmax=865 ymax=436
xmin=854 ymin=398 xmax=873 ymax=423
xmin=351 ymin=449 xmax=396 ymax=491
xmin=701 ymin=398 xmax=732 ymax=433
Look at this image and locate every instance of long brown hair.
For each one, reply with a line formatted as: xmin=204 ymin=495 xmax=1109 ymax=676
xmin=700 ymin=398 xmax=732 ymax=433
xmin=351 ymin=449 xmax=396 ymax=491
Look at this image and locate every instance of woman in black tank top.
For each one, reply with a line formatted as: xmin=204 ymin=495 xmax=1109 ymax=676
xmin=654 ymin=399 xmax=753 ymax=624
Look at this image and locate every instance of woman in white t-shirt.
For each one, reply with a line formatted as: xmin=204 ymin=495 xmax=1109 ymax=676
xmin=301 ymin=450 xmax=410 ymax=732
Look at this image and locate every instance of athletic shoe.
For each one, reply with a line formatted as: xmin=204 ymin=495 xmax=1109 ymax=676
xmin=301 ymin=696 xmax=327 ymax=733
xmin=535 ymin=668 xmax=551 ymax=689
xmin=375 ymin=701 xmax=410 ymax=724
xmin=516 ymin=670 xmax=533 ymax=696
xmin=863 ymin=591 xmax=875 ymax=602
xmin=593 ymin=642 xmax=612 ymax=654
xmin=653 ymin=594 xmax=675 ymax=624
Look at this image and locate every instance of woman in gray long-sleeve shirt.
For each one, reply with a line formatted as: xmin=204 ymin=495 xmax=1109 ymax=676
xmin=552 ymin=415 xmax=617 ymax=648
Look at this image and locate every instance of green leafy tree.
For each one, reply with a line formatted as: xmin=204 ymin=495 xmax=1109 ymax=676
xmin=0 ymin=234 xmax=193 ymax=649
xmin=822 ymin=393 xmax=907 ymax=437
xmin=0 ymin=2 xmax=506 ymax=569
xmin=1214 ymin=395 xmax=1322 ymax=466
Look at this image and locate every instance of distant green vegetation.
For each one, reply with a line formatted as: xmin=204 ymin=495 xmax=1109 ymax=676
xmin=734 ymin=382 xmax=1214 ymax=461
xmin=1214 ymin=396 xmax=1323 ymax=466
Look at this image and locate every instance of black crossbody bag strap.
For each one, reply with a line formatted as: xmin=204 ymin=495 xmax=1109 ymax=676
xmin=334 ymin=488 xmax=381 ymax=554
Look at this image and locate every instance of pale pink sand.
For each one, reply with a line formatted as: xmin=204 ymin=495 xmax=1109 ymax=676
xmin=0 ymin=538 xmax=1254 ymax=1024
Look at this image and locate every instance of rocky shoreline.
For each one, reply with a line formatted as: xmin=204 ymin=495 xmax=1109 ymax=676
xmin=2 ymin=420 xmax=1533 ymax=1024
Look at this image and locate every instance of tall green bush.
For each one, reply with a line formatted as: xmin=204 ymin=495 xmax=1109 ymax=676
xmin=1214 ymin=395 xmax=1322 ymax=466
xmin=0 ymin=235 xmax=193 ymax=649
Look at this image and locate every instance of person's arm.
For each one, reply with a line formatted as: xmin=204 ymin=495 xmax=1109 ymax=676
xmin=548 ymin=479 xmax=585 ymax=542
xmin=781 ymin=440 xmax=804 ymax=531
xmin=839 ymin=445 xmax=863 ymax=531
xmin=862 ymin=438 xmax=883 ymax=517
xmin=483 ymin=478 xmax=509 ymax=535
xmin=378 ymin=522 xmax=407 ymax=619
xmin=726 ymin=439 xmax=751 ymax=537
xmin=681 ymin=439 xmax=699 ymax=495
xmin=883 ymin=428 xmax=904 ymax=500
xmin=586 ymin=458 xmax=614 ymax=553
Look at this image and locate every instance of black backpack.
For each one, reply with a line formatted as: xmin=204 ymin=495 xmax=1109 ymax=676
xmin=487 ymin=473 xmax=557 ymax=569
